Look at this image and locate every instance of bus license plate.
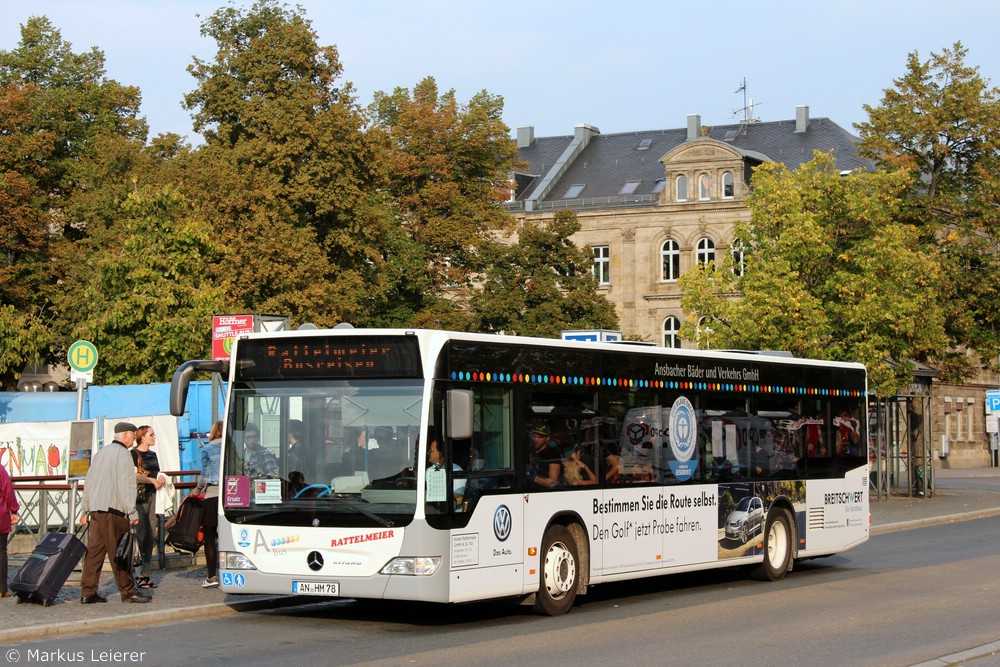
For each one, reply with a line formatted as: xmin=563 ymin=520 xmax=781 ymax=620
xmin=292 ymin=581 xmax=339 ymax=596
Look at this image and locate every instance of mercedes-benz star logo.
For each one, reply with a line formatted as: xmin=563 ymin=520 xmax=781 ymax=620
xmin=307 ymin=551 xmax=324 ymax=571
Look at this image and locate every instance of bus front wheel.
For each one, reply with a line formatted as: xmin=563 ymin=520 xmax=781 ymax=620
xmin=534 ymin=525 xmax=579 ymax=616
xmin=752 ymin=508 xmax=793 ymax=581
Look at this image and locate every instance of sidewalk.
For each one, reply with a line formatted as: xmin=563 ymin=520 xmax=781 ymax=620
xmin=2 ymin=466 xmax=999 ymax=644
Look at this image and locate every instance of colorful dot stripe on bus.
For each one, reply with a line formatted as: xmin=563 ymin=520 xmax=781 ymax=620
xmin=448 ymin=371 xmax=865 ymax=397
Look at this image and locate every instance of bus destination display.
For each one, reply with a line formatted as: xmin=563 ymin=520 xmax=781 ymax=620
xmin=237 ymin=336 xmax=421 ymax=379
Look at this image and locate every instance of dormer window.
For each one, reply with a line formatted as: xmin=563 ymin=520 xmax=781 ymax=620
xmin=619 ymin=180 xmax=641 ymax=195
xmin=723 ymin=172 xmax=735 ymax=199
xmin=675 ymin=175 xmax=687 ymax=202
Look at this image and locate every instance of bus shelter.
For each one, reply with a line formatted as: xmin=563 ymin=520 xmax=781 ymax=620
xmin=869 ymin=365 xmax=936 ymax=501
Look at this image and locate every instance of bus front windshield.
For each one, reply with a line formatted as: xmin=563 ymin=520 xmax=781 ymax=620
xmin=222 ymin=379 xmax=423 ymax=527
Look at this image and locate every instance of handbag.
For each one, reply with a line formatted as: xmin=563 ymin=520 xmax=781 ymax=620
xmin=115 ymin=526 xmax=143 ymax=570
xmin=136 ymin=458 xmax=149 ymax=504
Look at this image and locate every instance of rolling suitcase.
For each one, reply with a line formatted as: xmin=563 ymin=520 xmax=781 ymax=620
xmin=165 ymin=494 xmax=204 ymax=553
xmin=10 ymin=531 xmax=87 ymax=607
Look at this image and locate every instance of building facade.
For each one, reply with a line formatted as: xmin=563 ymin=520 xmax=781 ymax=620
xmin=507 ymin=108 xmax=997 ymax=468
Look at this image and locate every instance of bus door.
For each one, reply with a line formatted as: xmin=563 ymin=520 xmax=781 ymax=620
xmin=438 ymin=387 xmax=523 ymax=601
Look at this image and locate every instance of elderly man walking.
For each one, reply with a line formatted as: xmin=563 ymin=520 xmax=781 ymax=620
xmin=79 ymin=422 xmax=152 ymax=604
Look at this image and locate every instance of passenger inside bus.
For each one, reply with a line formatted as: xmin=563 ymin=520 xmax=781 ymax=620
xmin=427 ymin=438 xmax=465 ymax=509
xmin=603 ymin=442 xmax=621 ymax=484
xmin=835 ymin=410 xmax=861 ymax=456
xmin=286 ymin=420 xmax=308 ymax=476
xmin=527 ymin=423 xmax=562 ymax=490
xmin=561 ymin=444 xmax=598 ymax=486
xmin=242 ymin=423 xmax=279 ymax=478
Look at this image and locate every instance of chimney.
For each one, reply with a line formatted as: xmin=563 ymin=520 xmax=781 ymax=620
xmin=517 ymin=126 xmax=535 ymax=148
xmin=795 ymin=105 xmax=809 ymax=133
xmin=687 ymin=114 xmax=701 ymax=141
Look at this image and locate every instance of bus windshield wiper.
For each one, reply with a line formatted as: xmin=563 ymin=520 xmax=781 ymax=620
xmin=234 ymin=499 xmax=393 ymax=527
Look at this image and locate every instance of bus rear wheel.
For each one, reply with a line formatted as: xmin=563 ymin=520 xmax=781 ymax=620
xmin=752 ymin=508 xmax=793 ymax=581
xmin=534 ymin=524 xmax=579 ymax=616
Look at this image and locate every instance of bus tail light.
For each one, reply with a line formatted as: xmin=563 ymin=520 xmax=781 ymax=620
xmin=222 ymin=552 xmax=258 ymax=571
xmin=381 ymin=557 xmax=441 ymax=576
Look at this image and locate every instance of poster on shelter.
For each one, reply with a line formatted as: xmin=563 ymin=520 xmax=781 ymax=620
xmin=0 ymin=422 xmax=72 ymax=478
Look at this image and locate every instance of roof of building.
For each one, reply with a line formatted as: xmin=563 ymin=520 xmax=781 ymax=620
xmin=511 ymin=113 xmax=873 ymax=210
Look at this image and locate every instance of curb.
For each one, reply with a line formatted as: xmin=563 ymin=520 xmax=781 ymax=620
xmin=0 ymin=595 xmax=311 ymax=645
xmin=871 ymin=506 xmax=1000 ymax=536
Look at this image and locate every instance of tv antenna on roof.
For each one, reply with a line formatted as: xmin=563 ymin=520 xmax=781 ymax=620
xmin=732 ymin=78 xmax=761 ymax=126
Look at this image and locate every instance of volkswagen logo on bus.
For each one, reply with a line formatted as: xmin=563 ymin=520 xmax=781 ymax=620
xmin=493 ymin=504 xmax=512 ymax=542
xmin=307 ymin=551 xmax=324 ymax=571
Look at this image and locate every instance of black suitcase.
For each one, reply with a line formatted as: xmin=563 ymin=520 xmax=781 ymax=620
xmin=165 ymin=495 xmax=204 ymax=553
xmin=10 ymin=532 xmax=87 ymax=606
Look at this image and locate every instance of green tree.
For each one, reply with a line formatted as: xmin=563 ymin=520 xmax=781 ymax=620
xmin=369 ymin=77 xmax=519 ymax=326
xmin=183 ymin=0 xmax=391 ymax=325
xmin=471 ymin=210 xmax=619 ymax=338
xmin=49 ymin=187 xmax=225 ymax=384
xmin=0 ymin=16 xmax=147 ymax=234
xmin=0 ymin=305 xmax=52 ymax=391
xmin=0 ymin=17 xmax=148 ymax=388
xmin=680 ymin=152 xmax=944 ymax=396
xmin=856 ymin=42 xmax=1000 ymax=375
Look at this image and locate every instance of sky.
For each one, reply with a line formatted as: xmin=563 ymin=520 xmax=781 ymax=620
xmin=3 ymin=0 xmax=1000 ymax=142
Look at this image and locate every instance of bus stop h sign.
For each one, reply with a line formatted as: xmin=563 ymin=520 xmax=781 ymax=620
xmin=68 ymin=339 xmax=98 ymax=382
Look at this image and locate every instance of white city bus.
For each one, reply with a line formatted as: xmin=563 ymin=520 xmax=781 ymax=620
xmin=169 ymin=328 xmax=869 ymax=615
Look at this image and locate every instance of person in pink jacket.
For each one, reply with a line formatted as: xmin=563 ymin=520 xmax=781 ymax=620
xmin=0 ymin=464 xmax=20 ymax=598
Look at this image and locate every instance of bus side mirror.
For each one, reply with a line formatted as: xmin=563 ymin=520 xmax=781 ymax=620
xmin=169 ymin=359 xmax=228 ymax=417
xmin=447 ymin=390 xmax=474 ymax=440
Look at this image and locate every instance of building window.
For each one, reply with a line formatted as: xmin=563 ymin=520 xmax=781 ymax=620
xmin=731 ymin=242 xmax=745 ymax=276
xmin=698 ymin=173 xmax=711 ymax=200
xmin=563 ymin=183 xmax=586 ymax=199
xmin=723 ymin=171 xmax=735 ymax=198
xmin=661 ymin=240 xmax=680 ymax=282
xmin=696 ymin=237 xmax=716 ymax=266
xmin=593 ymin=246 xmax=610 ymax=285
xmin=619 ymin=180 xmax=641 ymax=195
xmin=652 ymin=178 xmax=666 ymax=194
xmin=676 ymin=175 xmax=687 ymax=202
xmin=944 ymin=397 xmax=953 ymax=442
xmin=663 ymin=316 xmax=681 ymax=348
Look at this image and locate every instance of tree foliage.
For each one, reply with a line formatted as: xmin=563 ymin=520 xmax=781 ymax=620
xmin=0 ymin=16 xmax=147 ymax=233
xmin=0 ymin=17 xmax=148 ymax=385
xmin=680 ymin=152 xmax=944 ymax=395
xmin=182 ymin=0 xmax=392 ymax=325
xmin=48 ymin=187 xmax=225 ymax=384
xmin=369 ymin=77 xmax=520 ymax=327
xmin=471 ymin=210 xmax=619 ymax=338
xmin=856 ymin=42 xmax=1000 ymax=374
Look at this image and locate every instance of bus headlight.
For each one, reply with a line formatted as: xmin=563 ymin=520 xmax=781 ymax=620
xmin=380 ymin=557 xmax=441 ymax=576
xmin=222 ymin=552 xmax=258 ymax=570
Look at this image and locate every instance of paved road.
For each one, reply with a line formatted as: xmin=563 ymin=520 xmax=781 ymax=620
xmin=2 ymin=466 xmax=998 ymax=646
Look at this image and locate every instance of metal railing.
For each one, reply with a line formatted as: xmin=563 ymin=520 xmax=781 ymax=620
xmin=10 ymin=471 xmax=200 ymax=569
